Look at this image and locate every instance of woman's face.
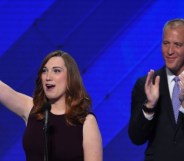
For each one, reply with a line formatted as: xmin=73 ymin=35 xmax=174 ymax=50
xmin=41 ymin=56 xmax=67 ymax=102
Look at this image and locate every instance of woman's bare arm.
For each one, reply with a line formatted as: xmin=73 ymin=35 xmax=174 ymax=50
xmin=83 ymin=114 xmax=103 ymax=161
xmin=0 ymin=81 xmax=33 ymax=122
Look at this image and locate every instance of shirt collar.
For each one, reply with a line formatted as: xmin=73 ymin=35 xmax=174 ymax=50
xmin=166 ymin=68 xmax=176 ymax=83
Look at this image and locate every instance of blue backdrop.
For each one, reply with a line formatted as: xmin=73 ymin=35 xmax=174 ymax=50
xmin=0 ymin=0 xmax=183 ymax=161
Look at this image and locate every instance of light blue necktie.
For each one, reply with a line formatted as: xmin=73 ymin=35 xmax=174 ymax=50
xmin=172 ymin=77 xmax=181 ymax=122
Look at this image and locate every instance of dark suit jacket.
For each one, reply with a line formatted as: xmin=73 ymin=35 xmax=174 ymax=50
xmin=128 ymin=66 xmax=184 ymax=161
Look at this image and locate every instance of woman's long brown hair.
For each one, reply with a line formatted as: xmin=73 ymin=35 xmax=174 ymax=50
xmin=31 ymin=50 xmax=92 ymax=125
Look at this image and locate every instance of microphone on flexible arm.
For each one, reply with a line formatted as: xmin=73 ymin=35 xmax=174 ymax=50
xmin=43 ymin=102 xmax=51 ymax=161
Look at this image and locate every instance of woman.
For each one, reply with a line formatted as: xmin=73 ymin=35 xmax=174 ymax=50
xmin=0 ymin=50 xmax=102 ymax=161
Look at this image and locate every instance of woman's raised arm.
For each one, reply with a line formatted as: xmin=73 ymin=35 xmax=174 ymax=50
xmin=0 ymin=81 xmax=33 ymax=122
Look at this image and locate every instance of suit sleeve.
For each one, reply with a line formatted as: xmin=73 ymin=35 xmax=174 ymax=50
xmin=128 ymin=78 xmax=156 ymax=145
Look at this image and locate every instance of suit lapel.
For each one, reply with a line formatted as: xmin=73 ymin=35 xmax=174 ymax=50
xmin=158 ymin=67 xmax=177 ymax=128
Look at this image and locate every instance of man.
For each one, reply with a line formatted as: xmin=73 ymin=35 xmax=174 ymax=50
xmin=128 ymin=18 xmax=184 ymax=161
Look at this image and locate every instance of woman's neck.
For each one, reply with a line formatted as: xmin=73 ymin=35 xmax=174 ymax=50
xmin=50 ymin=98 xmax=66 ymax=115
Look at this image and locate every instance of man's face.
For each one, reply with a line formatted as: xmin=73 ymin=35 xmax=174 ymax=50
xmin=162 ymin=26 xmax=184 ymax=75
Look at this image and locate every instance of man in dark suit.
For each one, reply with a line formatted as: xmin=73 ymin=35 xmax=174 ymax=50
xmin=128 ymin=18 xmax=184 ymax=161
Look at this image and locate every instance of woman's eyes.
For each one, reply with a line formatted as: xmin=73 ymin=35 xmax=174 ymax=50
xmin=53 ymin=69 xmax=61 ymax=73
xmin=42 ymin=68 xmax=62 ymax=73
xmin=42 ymin=68 xmax=47 ymax=73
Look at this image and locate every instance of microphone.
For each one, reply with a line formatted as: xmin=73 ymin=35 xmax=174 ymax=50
xmin=44 ymin=102 xmax=51 ymax=131
xmin=43 ymin=102 xmax=51 ymax=161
